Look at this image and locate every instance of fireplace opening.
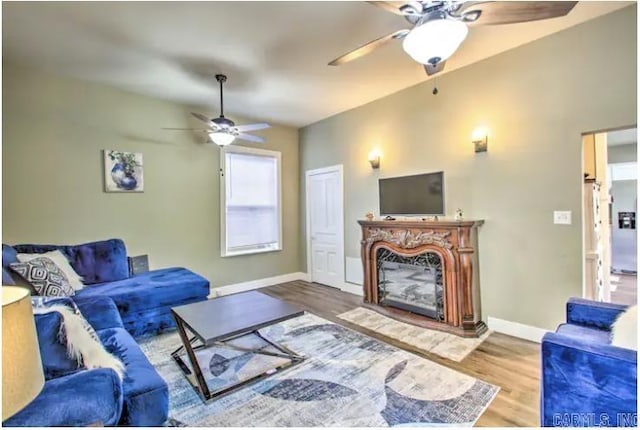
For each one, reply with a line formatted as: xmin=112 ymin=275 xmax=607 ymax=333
xmin=376 ymin=248 xmax=444 ymax=321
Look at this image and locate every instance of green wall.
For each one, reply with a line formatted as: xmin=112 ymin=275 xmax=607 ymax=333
xmin=299 ymin=6 xmax=637 ymax=330
xmin=2 ymin=64 xmax=301 ymax=287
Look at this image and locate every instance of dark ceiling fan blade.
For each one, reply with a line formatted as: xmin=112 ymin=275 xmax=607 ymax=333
xmin=329 ymin=29 xmax=410 ymax=66
xmin=366 ymin=1 xmax=407 ymax=16
xmin=236 ymin=133 xmax=266 ymax=143
xmin=424 ymin=61 xmax=446 ymax=76
xmin=458 ymin=1 xmax=578 ymax=26
xmin=190 ymin=112 xmax=213 ymax=124
xmin=234 ymin=123 xmax=271 ymax=132
xmin=162 ymin=127 xmax=211 ymax=131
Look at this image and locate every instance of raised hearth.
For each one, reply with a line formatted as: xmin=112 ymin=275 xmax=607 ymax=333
xmin=359 ymin=219 xmax=487 ymax=337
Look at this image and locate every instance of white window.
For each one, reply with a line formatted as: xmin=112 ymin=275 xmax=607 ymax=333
xmin=221 ymin=146 xmax=282 ymax=257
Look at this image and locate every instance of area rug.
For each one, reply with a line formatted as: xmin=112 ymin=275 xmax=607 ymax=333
xmin=138 ymin=313 xmax=498 ymax=427
xmin=337 ymin=307 xmax=490 ymax=362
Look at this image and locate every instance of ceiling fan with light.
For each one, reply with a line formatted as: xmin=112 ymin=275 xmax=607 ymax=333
xmin=329 ymin=1 xmax=577 ymax=76
xmin=164 ymin=74 xmax=270 ymax=146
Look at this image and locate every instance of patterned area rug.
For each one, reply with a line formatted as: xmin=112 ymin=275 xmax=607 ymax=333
xmin=138 ymin=313 xmax=499 ymax=427
xmin=337 ymin=307 xmax=490 ymax=362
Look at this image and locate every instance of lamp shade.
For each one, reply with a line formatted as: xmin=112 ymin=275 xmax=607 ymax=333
xmin=209 ymin=131 xmax=236 ymax=146
xmin=402 ymin=18 xmax=468 ymax=65
xmin=2 ymin=287 xmax=44 ymax=421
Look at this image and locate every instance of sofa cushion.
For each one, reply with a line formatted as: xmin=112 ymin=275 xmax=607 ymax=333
xmin=2 ymin=267 xmax=15 ymax=285
xmin=2 ymin=244 xmax=18 ymax=268
xmin=98 ymin=327 xmax=169 ymax=426
xmin=73 ymin=295 xmax=124 ymax=331
xmin=2 ymin=368 xmax=124 ymax=427
xmin=10 ymin=257 xmax=76 ymax=297
xmin=34 ymin=312 xmax=81 ymax=380
xmin=14 ymin=239 xmax=129 ymax=285
xmin=2 ymin=244 xmax=38 ymax=292
xmin=76 ymin=267 xmax=209 ymax=315
xmin=556 ymin=323 xmax=612 ymax=345
xmin=120 ymin=299 xmax=204 ymax=338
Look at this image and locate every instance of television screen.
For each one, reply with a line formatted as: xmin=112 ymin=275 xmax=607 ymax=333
xmin=379 ymin=172 xmax=444 ymax=215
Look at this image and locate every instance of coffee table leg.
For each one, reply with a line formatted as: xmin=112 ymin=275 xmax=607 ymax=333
xmin=172 ymin=312 xmax=211 ymax=400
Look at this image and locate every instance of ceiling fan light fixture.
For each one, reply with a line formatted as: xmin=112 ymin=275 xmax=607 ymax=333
xmin=402 ymin=18 xmax=468 ymax=65
xmin=208 ymin=131 xmax=236 ymax=146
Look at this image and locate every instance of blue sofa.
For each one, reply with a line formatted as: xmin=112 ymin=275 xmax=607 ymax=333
xmin=4 ymin=295 xmax=168 ymax=427
xmin=541 ymin=298 xmax=637 ymax=427
xmin=2 ymin=238 xmax=210 ymax=337
xmin=1 ymin=238 xmax=210 ymax=426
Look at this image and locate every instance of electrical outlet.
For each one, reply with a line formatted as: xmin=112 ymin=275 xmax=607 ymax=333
xmin=554 ymin=211 xmax=572 ymax=225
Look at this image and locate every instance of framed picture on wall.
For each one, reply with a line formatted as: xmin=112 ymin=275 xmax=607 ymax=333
xmin=103 ymin=150 xmax=144 ymax=192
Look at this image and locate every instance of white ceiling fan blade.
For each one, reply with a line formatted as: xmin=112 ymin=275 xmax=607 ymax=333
xmin=162 ymin=127 xmax=211 ymax=131
xmin=457 ymin=1 xmax=578 ymax=26
xmin=236 ymin=133 xmax=265 ymax=143
xmin=329 ymin=29 xmax=410 ymax=66
xmin=191 ymin=112 xmax=213 ymax=124
xmin=234 ymin=123 xmax=271 ymax=132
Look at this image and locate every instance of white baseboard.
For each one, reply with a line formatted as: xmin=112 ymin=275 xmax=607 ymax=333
xmin=211 ymin=272 xmax=310 ymax=298
xmin=487 ymin=316 xmax=548 ymax=343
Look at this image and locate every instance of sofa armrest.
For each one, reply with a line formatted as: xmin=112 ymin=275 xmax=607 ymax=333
xmin=73 ymin=295 xmax=124 ymax=330
xmin=541 ymin=332 xmax=637 ymax=427
xmin=2 ymin=368 xmax=123 ymax=427
xmin=566 ymin=297 xmax=628 ymax=330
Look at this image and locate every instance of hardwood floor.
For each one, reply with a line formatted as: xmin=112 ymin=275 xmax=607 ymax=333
xmin=260 ymin=281 xmax=541 ymax=427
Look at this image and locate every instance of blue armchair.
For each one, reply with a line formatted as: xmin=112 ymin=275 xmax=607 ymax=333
xmin=541 ymin=298 xmax=637 ymax=427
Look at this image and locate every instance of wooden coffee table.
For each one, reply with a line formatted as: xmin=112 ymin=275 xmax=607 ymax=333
xmin=171 ymin=291 xmax=306 ymax=402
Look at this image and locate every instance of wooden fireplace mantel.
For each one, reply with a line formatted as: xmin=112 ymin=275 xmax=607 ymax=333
xmin=358 ymin=219 xmax=487 ymax=338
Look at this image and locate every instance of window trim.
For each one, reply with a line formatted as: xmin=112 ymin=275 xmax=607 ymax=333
xmin=220 ymin=145 xmax=283 ymax=258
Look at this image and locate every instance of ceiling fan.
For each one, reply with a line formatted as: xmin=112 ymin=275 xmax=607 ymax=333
xmin=163 ymin=74 xmax=270 ymax=146
xmin=329 ymin=1 xmax=577 ymax=76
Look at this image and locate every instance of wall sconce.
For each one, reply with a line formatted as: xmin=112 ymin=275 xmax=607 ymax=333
xmin=368 ymin=150 xmax=381 ymax=169
xmin=472 ymin=128 xmax=488 ymax=153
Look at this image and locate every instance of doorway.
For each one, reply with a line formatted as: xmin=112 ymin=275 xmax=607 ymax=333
xmin=582 ymin=127 xmax=637 ymax=306
xmin=305 ymin=165 xmax=345 ymax=289
xmin=607 ymin=128 xmax=637 ymax=305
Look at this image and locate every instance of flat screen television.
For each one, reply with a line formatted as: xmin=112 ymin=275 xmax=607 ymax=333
xmin=379 ymin=171 xmax=444 ymax=216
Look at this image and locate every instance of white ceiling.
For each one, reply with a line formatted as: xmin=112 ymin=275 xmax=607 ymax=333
xmin=2 ymin=1 xmax=633 ymax=127
xmin=608 ymin=128 xmax=637 ymax=146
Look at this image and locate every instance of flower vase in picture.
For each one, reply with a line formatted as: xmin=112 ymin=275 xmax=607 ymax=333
xmin=104 ymin=150 xmax=144 ymax=192
xmin=455 ymin=209 xmax=464 ymax=221
xmin=365 ymin=212 xmax=374 ymax=221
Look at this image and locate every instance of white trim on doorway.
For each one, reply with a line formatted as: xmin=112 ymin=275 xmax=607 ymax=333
xmin=305 ymin=164 xmax=346 ymax=290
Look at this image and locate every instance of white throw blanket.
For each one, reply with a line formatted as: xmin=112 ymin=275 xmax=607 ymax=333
xmin=34 ymin=305 xmax=125 ymax=379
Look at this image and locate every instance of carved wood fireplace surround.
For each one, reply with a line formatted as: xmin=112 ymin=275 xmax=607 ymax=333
xmin=359 ymin=220 xmax=487 ymax=338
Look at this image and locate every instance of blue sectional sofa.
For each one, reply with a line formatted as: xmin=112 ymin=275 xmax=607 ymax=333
xmin=4 ymin=295 xmax=168 ymax=426
xmin=541 ymin=298 xmax=637 ymax=427
xmin=2 ymin=238 xmax=210 ymax=337
xmin=1 ymin=238 xmax=211 ymax=426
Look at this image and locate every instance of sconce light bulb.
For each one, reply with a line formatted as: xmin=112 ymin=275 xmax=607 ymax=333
xmin=471 ymin=127 xmax=488 ymax=141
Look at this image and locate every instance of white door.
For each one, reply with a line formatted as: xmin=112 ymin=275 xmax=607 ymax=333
xmin=306 ymin=165 xmax=344 ymax=289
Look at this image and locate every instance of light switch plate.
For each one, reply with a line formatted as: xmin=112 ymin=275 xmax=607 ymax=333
xmin=554 ymin=211 xmax=572 ymax=225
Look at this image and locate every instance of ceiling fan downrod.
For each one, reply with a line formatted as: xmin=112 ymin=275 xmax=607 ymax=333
xmin=215 ymin=74 xmax=227 ymax=118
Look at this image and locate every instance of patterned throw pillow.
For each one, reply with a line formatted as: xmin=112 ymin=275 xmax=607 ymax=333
xmin=9 ymin=257 xmax=75 ymax=297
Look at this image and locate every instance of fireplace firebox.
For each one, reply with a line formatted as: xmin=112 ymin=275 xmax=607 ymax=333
xmin=359 ymin=219 xmax=486 ymax=337
xmin=377 ymin=249 xmax=444 ymax=321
